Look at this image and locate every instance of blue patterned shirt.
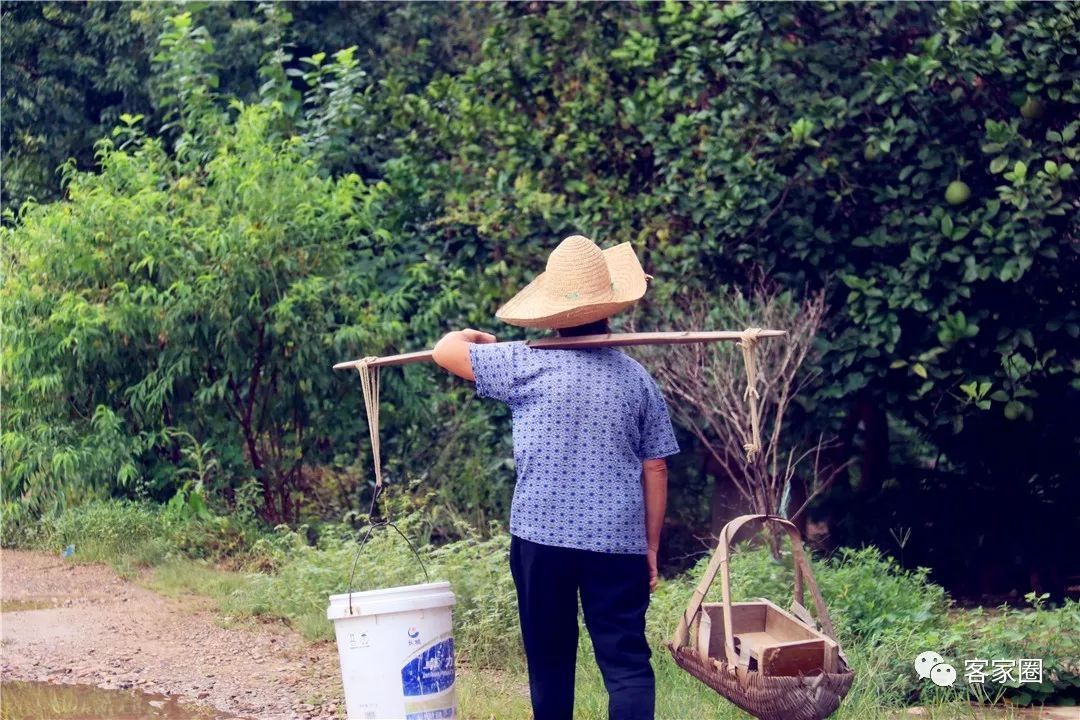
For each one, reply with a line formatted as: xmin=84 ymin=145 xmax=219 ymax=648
xmin=468 ymin=342 xmax=679 ymax=554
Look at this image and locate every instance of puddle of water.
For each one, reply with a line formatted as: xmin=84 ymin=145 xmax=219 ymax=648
xmin=0 ymin=681 xmax=235 ymax=720
xmin=0 ymin=599 xmax=54 ymax=612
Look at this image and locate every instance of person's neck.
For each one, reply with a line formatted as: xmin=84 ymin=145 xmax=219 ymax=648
xmin=555 ymin=321 xmax=610 ymax=338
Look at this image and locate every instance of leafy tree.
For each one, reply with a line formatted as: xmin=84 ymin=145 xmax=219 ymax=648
xmin=1 ymin=13 xmax=473 ymax=525
xmin=0 ymin=0 xmax=157 ymax=207
xmin=1 ymin=0 xmax=486 ymax=209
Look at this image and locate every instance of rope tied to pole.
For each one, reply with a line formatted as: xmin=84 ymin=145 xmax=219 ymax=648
xmin=356 ymin=357 xmax=383 ymax=491
xmin=738 ymin=327 xmax=765 ymax=463
xmin=348 ymin=357 xmax=429 ymax=614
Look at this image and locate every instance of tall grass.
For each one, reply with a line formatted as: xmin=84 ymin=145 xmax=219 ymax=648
xmin=220 ymin=519 xmax=521 ymax=667
xmin=18 ymin=500 xmax=172 ymax=574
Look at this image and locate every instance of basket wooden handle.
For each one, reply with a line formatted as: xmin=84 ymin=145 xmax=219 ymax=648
xmin=670 ymin=514 xmax=839 ymax=669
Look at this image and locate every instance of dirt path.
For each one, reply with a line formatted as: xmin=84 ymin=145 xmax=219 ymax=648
xmin=0 ymin=549 xmax=342 ymax=720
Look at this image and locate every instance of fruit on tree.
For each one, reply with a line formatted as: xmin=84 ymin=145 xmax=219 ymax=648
xmin=946 ymin=180 xmax=971 ymax=205
xmin=1020 ymin=96 xmax=1045 ymax=120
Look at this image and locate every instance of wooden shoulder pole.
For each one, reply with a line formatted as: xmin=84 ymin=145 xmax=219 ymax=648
xmin=332 ymin=330 xmax=786 ymax=371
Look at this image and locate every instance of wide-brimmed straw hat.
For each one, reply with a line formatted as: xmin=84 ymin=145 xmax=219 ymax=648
xmin=495 ymin=235 xmax=649 ymax=329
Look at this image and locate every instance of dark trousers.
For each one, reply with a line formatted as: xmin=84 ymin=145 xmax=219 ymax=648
xmin=509 ymin=535 xmax=655 ymax=720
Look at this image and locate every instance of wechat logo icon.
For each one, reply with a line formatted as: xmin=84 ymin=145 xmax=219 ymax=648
xmin=915 ymin=650 xmax=956 ymax=687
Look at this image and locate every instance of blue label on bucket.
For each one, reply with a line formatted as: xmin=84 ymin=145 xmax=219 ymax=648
xmin=405 ymin=710 xmax=454 ymax=720
xmin=401 ymin=637 xmax=455 ymax=697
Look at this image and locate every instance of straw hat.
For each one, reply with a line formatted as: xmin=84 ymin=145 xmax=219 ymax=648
xmin=495 ymin=235 xmax=649 ymax=329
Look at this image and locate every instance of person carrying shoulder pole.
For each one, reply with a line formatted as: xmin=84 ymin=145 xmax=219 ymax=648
xmin=431 ymin=235 xmax=679 ymax=720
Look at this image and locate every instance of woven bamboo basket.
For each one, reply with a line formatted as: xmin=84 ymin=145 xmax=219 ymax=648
xmin=665 ymin=515 xmax=854 ymax=720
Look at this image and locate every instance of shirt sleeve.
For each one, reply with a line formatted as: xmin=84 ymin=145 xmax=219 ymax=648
xmin=469 ymin=342 xmax=520 ymax=405
xmin=638 ymin=376 xmax=680 ymax=461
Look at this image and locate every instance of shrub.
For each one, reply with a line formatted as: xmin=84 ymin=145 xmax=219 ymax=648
xmin=0 ymin=90 xmax=472 ymax=527
xmin=0 ymin=8 xmax=489 ymax=527
xmin=24 ymin=495 xmax=263 ymax=574
xmin=225 ymin=518 xmax=520 ymax=667
xmin=27 ymin=500 xmax=171 ymax=571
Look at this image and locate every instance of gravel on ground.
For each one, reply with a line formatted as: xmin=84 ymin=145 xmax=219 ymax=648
xmin=0 ymin=549 xmax=342 ymax=720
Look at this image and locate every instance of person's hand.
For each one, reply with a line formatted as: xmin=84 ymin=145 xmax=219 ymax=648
xmin=433 ymin=329 xmax=494 ymax=381
xmin=461 ymin=328 xmax=497 ymax=344
xmin=647 ymin=547 xmax=659 ymax=593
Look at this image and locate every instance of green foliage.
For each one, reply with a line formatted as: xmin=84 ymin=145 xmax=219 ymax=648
xmin=1 ymin=17 xmax=477 ymax=522
xmin=944 ymin=594 xmax=1080 ymax=707
xmin=2 ymin=102 xmax=365 ymax=519
xmin=1 ymin=1 xmax=485 ymax=208
xmin=378 ymin=0 xmax=1078 ymax=577
xmin=430 ymin=532 xmax=518 ymax=667
xmin=22 ymin=499 xmax=171 ymax=569
xmin=229 ymin=518 xmax=519 ymax=667
xmin=816 ymin=547 xmax=946 ymax=643
xmin=0 ymin=0 xmax=158 ymax=208
xmin=393 ymin=0 xmax=1079 ymax=437
xmin=143 ymin=557 xmax=255 ymax=606
xmin=16 ymin=496 xmax=261 ymax=572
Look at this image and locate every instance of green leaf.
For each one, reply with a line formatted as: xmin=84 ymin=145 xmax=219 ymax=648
xmin=1004 ymin=401 xmax=1023 ymax=420
xmin=941 ymin=215 xmax=954 ymax=236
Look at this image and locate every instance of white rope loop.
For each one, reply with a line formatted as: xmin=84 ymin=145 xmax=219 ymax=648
xmin=356 ymin=357 xmax=383 ymax=489
xmin=737 ymin=327 xmax=764 ymax=463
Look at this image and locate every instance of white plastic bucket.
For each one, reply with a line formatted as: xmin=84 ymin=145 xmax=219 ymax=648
xmin=327 ymin=581 xmax=457 ymax=720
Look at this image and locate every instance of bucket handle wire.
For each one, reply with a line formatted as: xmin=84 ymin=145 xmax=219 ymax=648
xmin=345 ymin=486 xmax=431 ymax=615
xmin=346 ymin=360 xmax=431 ymax=616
